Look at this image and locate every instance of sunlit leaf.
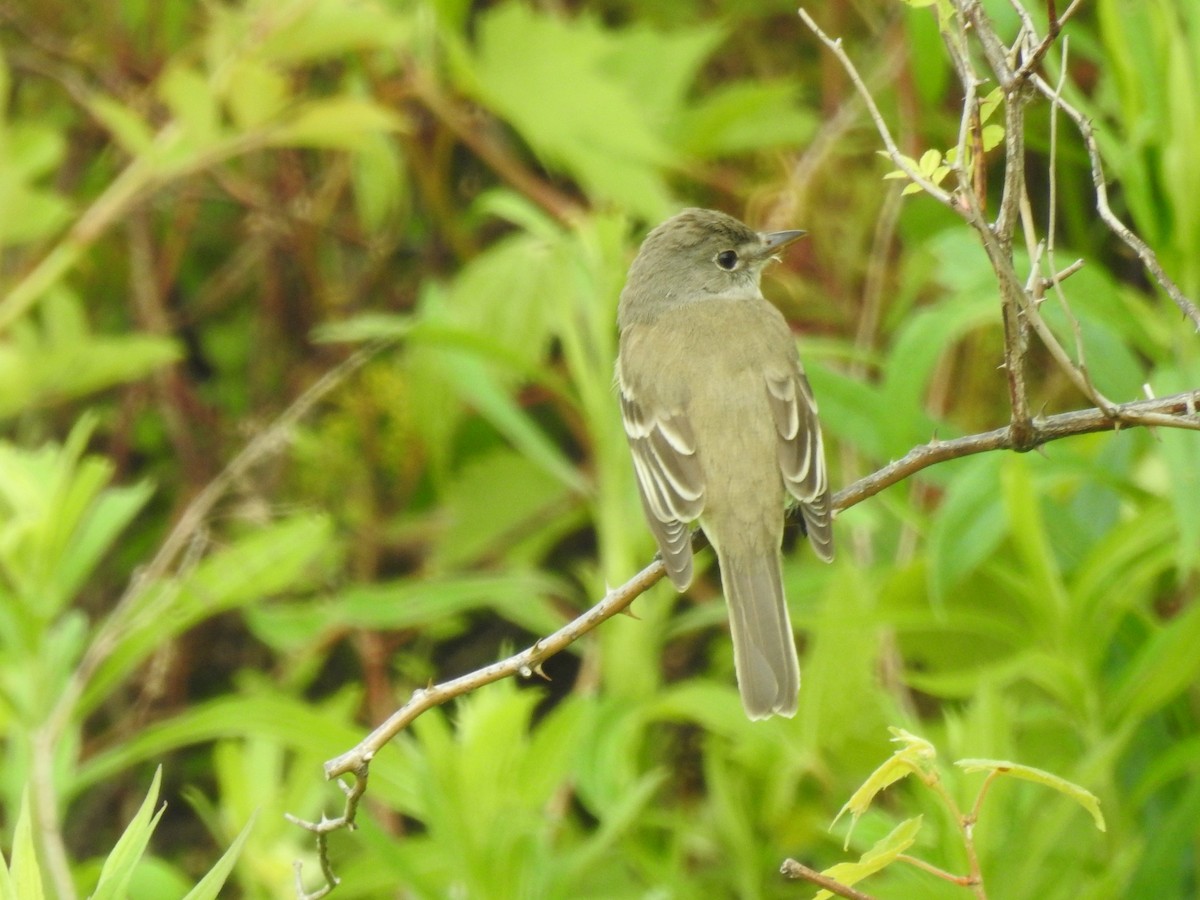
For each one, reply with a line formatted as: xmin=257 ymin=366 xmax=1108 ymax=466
xmin=832 ymin=728 xmax=936 ymax=847
xmin=272 ymin=97 xmax=404 ymax=149
xmin=955 ymin=758 xmax=1106 ymax=832
xmin=814 ymin=816 xmax=923 ymax=900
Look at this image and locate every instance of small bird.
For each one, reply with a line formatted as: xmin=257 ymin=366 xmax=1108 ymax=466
xmin=616 ymin=208 xmax=834 ymax=720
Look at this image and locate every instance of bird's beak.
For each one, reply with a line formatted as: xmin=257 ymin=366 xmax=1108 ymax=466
xmin=760 ymin=229 xmax=807 ymax=252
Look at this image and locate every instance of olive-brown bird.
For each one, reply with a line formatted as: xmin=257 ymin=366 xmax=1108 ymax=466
xmin=616 ymin=208 xmax=834 ymax=720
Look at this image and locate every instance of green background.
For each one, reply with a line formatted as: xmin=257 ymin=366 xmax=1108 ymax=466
xmin=0 ymin=0 xmax=1197 ymax=896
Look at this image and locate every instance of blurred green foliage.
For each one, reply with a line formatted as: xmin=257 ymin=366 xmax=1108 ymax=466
xmin=0 ymin=0 xmax=1197 ymax=897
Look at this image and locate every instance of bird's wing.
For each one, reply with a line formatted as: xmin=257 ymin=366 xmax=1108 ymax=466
xmin=766 ymin=368 xmax=834 ymax=562
xmin=619 ymin=388 xmax=705 ymax=589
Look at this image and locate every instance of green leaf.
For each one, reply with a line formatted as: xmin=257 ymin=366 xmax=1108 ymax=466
xmin=157 ymin=62 xmax=222 ymax=149
xmin=674 ymin=81 xmax=817 ymax=157
xmin=879 ymin=287 xmax=993 ymax=452
xmin=5 ymin=790 xmax=45 ymax=900
xmin=1002 ymin=456 xmax=1070 ymax=626
xmin=441 ymin=352 xmax=585 ymax=492
xmin=351 ymin=131 xmax=408 ymax=231
xmin=433 ymin=448 xmax=575 ymax=569
xmin=815 ymin=816 xmax=923 ymax=900
xmin=955 ymin=759 xmax=1106 ymax=832
xmin=0 ymin=287 xmax=180 ymax=418
xmin=80 ymin=515 xmax=334 ymax=716
xmin=255 ymin=0 xmax=409 ymax=63
xmin=465 ymin=3 xmax=684 ymax=219
xmin=979 ymin=86 xmax=1004 ymax=122
xmin=88 ymin=95 xmax=155 ymax=156
xmin=245 ymin=570 xmax=568 ymax=649
xmin=0 ymin=414 xmax=149 ymax=620
xmin=272 ymin=97 xmax=404 ymax=149
xmin=981 ymin=122 xmax=1005 ymax=151
xmin=1151 ymin=362 xmax=1200 ymax=570
xmin=0 ymin=155 xmax=72 ymax=246
xmin=312 ymin=312 xmax=414 ymax=343
xmin=73 ymin=692 xmax=364 ymax=794
xmin=180 ymin=811 xmax=259 ymax=900
xmin=91 ymin=767 xmax=166 ymax=900
xmin=927 ymin=454 xmax=1006 ymax=609
xmin=832 ymin=728 xmax=936 ymax=847
xmin=1109 ymin=598 xmax=1200 ymax=722
xmin=904 ymin=5 xmax=951 ymax=104
xmin=222 ymin=59 xmax=290 ymax=129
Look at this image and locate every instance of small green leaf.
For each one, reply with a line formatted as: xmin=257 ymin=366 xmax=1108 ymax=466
xmin=955 ymin=759 xmax=1106 ymax=832
xmin=180 ymin=812 xmax=259 ymax=900
xmin=91 ymin=767 xmax=166 ymax=899
xmin=312 ymin=312 xmax=414 ymax=343
xmin=88 ymin=95 xmax=155 ymax=156
xmin=223 ymin=59 xmax=290 ymax=129
xmin=928 ymin=454 xmax=1007 ymax=609
xmin=832 ymin=728 xmax=936 ymax=847
xmin=158 ymin=62 xmax=221 ymax=148
xmin=981 ymin=123 xmax=1005 ymax=151
xmin=979 ymin=86 xmax=1004 ymax=122
xmin=1109 ymin=599 xmax=1200 ymax=722
xmin=814 ymin=816 xmax=924 ymax=900
xmin=257 ymin=0 xmax=409 ymax=63
xmin=6 ymin=790 xmax=46 ymax=900
xmin=272 ymin=97 xmax=404 ymax=149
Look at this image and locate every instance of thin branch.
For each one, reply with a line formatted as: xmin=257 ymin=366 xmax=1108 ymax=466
xmin=1027 ymin=73 xmax=1200 ymax=330
xmin=780 ymin=859 xmax=877 ymax=900
xmin=798 ymin=9 xmax=956 ymax=207
xmin=320 ymin=556 xmax=667 ymax=781
xmin=968 ymin=769 xmax=1006 ymax=827
xmin=896 ymin=854 xmax=976 ymax=886
xmin=834 ymin=389 xmax=1200 ymax=511
xmin=1011 ymin=0 xmax=1086 ymax=83
xmin=917 ymin=770 xmax=988 ymax=899
xmin=944 ymin=2 xmax=1036 ymax=438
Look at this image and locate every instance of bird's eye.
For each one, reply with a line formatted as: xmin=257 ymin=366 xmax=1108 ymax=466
xmin=715 ymin=249 xmax=740 ymax=271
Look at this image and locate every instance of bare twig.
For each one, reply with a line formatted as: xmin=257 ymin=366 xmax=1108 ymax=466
xmin=835 ymin=389 xmax=1200 ymax=510
xmin=320 ymin=556 xmax=667 ymax=781
xmin=801 ymin=1 xmax=1200 ymax=444
xmin=1027 ymin=73 xmax=1200 ymax=330
xmin=780 ymin=859 xmax=877 ymax=900
xmin=897 ymin=854 xmax=978 ymax=887
xmin=1011 ymin=0 xmax=1087 ymax=83
xmin=917 ymin=769 xmax=988 ymax=899
xmin=946 ymin=0 xmax=1037 ymax=440
xmin=798 ymin=9 xmax=956 ymax=207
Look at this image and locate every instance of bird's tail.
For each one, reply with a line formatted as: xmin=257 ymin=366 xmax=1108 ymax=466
xmin=718 ymin=545 xmax=800 ymax=719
